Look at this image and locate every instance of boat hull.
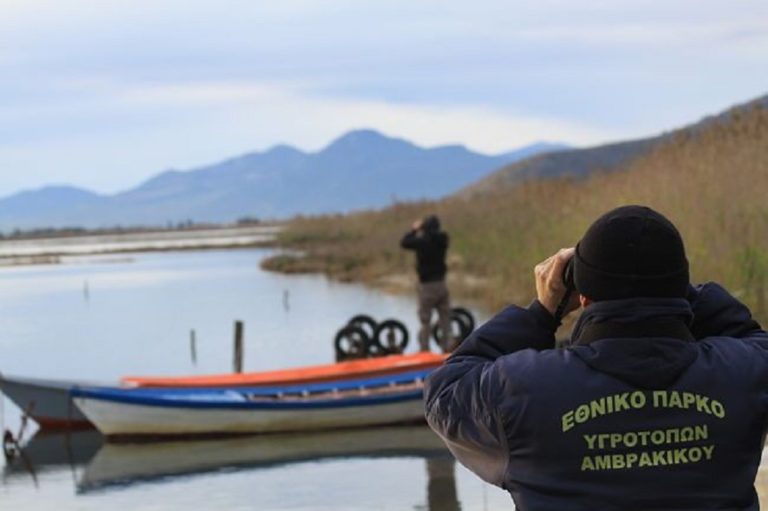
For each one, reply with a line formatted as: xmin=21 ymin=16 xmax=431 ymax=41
xmin=0 ymin=375 xmax=93 ymax=430
xmin=74 ymin=391 xmax=426 ymax=438
xmin=2 ymin=353 xmax=445 ymax=432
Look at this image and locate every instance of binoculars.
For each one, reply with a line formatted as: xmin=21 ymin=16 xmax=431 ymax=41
xmin=554 ymin=257 xmax=576 ymax=322
xmin=562 ymin=256 xmax=575 ymax=291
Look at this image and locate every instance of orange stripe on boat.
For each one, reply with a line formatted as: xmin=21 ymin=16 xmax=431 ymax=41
xmin=122 ymin=352 xmax=447 ymax=388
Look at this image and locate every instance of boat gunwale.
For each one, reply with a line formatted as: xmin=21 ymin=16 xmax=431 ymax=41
xmin=73 ymin=387 xmax=425 ymax=410
xmin=73 ymin=368 xmax=430 ymax=410
xmin=121 ymin=352 xmax=446 ymax=388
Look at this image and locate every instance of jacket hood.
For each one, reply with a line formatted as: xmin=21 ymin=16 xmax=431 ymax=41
xmin=569 ymin=298 xmax=697 ymax=389
xmin=571 ymin=337 xmax=697 ymax=389
xmin=423 ymin=215 xmax=440 ymax=233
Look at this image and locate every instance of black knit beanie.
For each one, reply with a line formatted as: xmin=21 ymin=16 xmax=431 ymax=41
xmin=423 ymin=215 xmax=441 ymax=232
xmin=573 ymin=205 xmax=689 ymax=300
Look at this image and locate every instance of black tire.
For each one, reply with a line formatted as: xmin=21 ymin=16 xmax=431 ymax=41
xmin=373 ymin=319 xmax=409 ymax=354
xmin=3 ymin=430 xmax=17 ymax=461
xmin=451 ymin=307 xmax=475 ymax=333
xmin=347 ymin=314 xmax=379 ymax=355
xmin=432 ymin=314 xmax=470 ymax=351
xmin=334 ymin=325 xmax=369 ymax=361
xmin=348 ymin=314 xmax=377 ymax=339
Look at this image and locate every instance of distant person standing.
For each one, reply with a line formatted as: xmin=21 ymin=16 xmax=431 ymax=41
xmin=401 ymin=215 xmax=453 ymax=352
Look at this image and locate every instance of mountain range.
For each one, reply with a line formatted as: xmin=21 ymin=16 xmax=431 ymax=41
xmin=5 ymin=91 xmax=767 ymax=232
xmin=464 ymin=93 xmax=768 ymax=196
xmin=0 ymin=131 xmax=566 ymax=231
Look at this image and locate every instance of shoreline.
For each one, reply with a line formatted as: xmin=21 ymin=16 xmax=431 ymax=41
xmin=0 ymin=224 xmax=281 ymax=267
xmin=260 ymin=251 xmax=495 ymax=314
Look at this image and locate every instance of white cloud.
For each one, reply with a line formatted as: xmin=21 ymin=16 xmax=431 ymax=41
xmin=116 ymin=80 xmax=610 ymax=149
xmin=515 ymin=20 xmax=768 ymax=47
xmin=276 ymin=91 xmax=608 ymax=151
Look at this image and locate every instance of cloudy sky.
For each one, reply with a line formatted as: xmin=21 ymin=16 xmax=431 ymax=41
xmin=0 ymin=0 xmax=766 ymax=197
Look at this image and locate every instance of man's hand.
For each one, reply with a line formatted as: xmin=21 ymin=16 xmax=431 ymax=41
xmin=534 ymin=247 xmax=578 ymax=317
xmin=412 ymin=218 xmax=423 ymax=231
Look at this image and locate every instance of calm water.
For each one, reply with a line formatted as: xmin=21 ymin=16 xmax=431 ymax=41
xmin=0 ymin=248 xmax=510 ymax=510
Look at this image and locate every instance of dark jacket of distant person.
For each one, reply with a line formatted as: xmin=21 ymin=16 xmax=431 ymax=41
xmin=400 ymin=216 xmax=449 ymax=283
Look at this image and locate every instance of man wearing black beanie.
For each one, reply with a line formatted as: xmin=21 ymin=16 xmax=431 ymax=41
xmin=425 ymin=205 xmax=768 ymax=510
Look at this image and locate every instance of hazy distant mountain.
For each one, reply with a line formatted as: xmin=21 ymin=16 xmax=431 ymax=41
xmin=0 ymin=186 xmax=103 ymax=226
xmin=463 ymin=94 xmax=768 ymax=197
xmin=0 ymin=130 xmax=565 ymax=230
xmin=462 ymin=138 xmax=660 ymax=196
xmin=497 ymin=142 xmax=570 ymax=161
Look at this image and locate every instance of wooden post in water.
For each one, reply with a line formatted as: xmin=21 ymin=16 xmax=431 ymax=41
xmin=190 ymin=329 xmax=197 ymax=366
xmin=233 ymin=320 xmax=244 ymax=373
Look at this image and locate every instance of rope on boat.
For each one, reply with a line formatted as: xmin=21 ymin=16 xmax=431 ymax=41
xmin=66 ymin=393 xmax=79 ymax=486
xmin=0 ymin=382 xmax=16 ymax=462
xmin=0 ymin=386 xmax=7 ymax=459
xmin=0 ymin=382 xmax=5 ymax=439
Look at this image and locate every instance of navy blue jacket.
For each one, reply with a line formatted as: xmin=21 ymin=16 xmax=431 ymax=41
xmin=424 ymin=283 xmax=768 ymax=510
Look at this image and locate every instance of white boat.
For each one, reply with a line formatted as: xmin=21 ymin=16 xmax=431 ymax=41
xmin=0 ymin=353 xmax=444 ymax=431
xmin=72 ymin=370 xmax=428 ymax=438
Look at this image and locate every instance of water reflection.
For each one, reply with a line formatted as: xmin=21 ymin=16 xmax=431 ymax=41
xmin=12 ymin=424 xmax=768 ymax=510
xmin=4 ymin=425 xmax=460 ymax=510
xmin=427 ymin=457 xmax=461 ymax=511
xmin=3 ymin=430 xmax=102 ymax=485
xmin=80 ymin=425 xmax=449 ymax=492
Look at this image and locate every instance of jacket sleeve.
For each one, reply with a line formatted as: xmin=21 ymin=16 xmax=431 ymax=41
xmin=400 ymin=229 xmax=424 ymax=250
xmin=423 ymin=300 xmax=558 ymax=486
xmin=688 ymin=282 xmax=767 ymax=340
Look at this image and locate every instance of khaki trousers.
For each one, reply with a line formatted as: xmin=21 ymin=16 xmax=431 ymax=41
xmin=418 ymin=280 xmax=452 ymax=351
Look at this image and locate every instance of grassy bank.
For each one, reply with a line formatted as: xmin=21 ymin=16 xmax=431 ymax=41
xmin=263 ymin=104 xmax=768 ymax=321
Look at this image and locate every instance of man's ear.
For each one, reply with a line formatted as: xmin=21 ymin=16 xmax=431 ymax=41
xmin=579 ymin=295 xmax=592 ymax=308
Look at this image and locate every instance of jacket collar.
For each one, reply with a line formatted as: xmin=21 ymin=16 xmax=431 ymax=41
xmin=570 ymin=298 xmax=694 ymax=345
